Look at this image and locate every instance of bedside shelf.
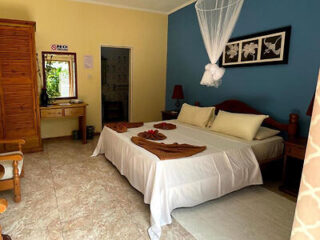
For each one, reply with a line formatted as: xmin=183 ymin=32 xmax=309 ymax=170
xmin=280 ymin=137 xmax=307 ymax=197
xmin=161 ymin=110 xmax=179 ymax=120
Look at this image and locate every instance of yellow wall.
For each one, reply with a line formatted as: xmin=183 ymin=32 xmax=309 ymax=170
xmin=0 ymin=0 xmax=168 ymax=138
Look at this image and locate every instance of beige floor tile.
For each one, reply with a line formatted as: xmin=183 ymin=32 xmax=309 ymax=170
xmin=0 ymin=137 xmax=194 ymax=239
xmin=61 ymin=215 xmax=97 ymax=240
xmin=92 ymin=210 xmax=143 ymax=240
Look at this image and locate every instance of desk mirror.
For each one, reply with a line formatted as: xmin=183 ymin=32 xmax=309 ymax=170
xmin=42 ymin=52 xmax=78 ymax=99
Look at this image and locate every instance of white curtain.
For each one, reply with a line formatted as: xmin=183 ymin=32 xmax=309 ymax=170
xmin=291 ymin=70 xmax=320 ymax=240
xmin=195 ymin=0 xmax=244 ymax=87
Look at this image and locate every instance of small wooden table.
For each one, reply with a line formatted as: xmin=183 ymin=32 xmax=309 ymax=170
xmin=161 ymin=110 xmax=179 ymax=120
xmin=280 ymin=137 xmax=307 ymax=196
xmin=40 ymin=103 xmax=88 ymax=144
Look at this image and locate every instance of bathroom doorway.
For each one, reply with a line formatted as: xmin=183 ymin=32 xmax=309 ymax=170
xmin=101 ymin=46 xmax=130 ymax=126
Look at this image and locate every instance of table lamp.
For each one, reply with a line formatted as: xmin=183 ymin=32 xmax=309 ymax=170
xmin=172 ymin=85 xmax=184 ymax=111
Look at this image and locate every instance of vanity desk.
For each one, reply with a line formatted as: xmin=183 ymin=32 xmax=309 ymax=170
xmin=40 ymin=103 xmax=88 ymax=144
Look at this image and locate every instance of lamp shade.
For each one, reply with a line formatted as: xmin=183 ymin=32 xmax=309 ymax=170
xmin=172 ymin=85 xmax=184 ymax=99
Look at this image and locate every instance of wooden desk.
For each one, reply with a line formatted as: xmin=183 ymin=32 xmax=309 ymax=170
xmin=280 ymin=137 xmax=307 ymax=196
xmin=40 ymin=103 xmax=88 ymax=144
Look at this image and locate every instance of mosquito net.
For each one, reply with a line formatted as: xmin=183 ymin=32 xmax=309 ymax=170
xmin=195 ymin=0 xmax=244 ymax=87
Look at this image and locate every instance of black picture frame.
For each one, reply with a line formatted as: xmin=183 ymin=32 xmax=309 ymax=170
xmin=220 ymin=26 xmax=291 ymax=68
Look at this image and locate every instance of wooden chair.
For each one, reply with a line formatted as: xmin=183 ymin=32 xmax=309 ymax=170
xmin=0 ymin=139 xmax=25 ymax=203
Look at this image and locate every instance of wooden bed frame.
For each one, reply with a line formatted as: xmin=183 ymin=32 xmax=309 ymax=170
xmin=214 ymin=99 xmax=299 ymax=175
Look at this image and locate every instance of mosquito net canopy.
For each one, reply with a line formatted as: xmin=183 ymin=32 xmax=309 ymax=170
xmin=195 ymin=0 xmax=244 ymax=87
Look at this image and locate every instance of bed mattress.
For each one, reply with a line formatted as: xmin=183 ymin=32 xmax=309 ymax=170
xmin=93 ymin=120 xmax=280 ymax=239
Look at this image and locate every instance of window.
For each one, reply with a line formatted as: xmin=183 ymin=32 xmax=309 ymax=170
xmin=42 ymin=52 xmax=77 ymax=99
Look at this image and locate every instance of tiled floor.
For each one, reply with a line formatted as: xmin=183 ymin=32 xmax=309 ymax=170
xmin=0 ymin=137 xmax=194 ymax=240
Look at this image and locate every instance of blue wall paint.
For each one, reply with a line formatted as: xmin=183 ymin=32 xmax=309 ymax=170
xmin=166 ymin=0 xmax=320 ymax=136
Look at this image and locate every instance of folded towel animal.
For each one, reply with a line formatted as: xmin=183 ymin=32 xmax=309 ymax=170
xmin=138 ymin=130 xmax=166 ymax=140
xmin=105 ymin=122 xmax=144 ymax=133
xmin=153 ymin=122 xmax=176 ymax=130
xmin=131 ymin=136 xmax=206 ymax=160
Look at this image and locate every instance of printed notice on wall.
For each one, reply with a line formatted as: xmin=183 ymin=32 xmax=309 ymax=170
xmin=84 ymin=55 xmax=93 ymax=69
xmin=51 ymin=44 xmax=68 ymax=51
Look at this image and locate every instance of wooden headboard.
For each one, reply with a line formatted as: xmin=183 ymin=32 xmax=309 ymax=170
xmin=214 ymin=99 xmax=299 ymax=138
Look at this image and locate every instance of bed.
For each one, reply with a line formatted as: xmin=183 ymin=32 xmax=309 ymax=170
xmin=92 ymin=100 xmax=298 ymax=239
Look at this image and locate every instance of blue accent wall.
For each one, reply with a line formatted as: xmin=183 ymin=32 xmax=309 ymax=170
xmin=166 ymin=0 xmax=320 ymax=136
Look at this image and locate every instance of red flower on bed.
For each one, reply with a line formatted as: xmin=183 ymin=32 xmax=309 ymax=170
xmin=147 ymin=130 xmax=156 ymax=135
xmin=138 ymin=130 xmax=166 ymax=140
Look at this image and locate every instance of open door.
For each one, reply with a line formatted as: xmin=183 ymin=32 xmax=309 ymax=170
xmin=101 ymin=47 xmax=130 ymax=126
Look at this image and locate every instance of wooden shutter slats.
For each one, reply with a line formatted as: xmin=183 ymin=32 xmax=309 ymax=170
xmin=0 ymin=19 xmax=42 ymax=152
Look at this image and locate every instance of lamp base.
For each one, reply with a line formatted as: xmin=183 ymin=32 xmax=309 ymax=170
xmin=175 ymin=99 xmax=181 ymax=112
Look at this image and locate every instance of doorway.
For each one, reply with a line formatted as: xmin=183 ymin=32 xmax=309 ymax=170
xmin=101 ymin=47 xmax=130 ymax=126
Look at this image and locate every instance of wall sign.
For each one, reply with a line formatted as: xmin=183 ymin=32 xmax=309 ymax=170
xmin=220 ymin=26 xmax=291 ymax=67
xmin=84 ymin=55 xmax=93 ymax=69
xmin=51 ymin=44 xmax=68 ymax=51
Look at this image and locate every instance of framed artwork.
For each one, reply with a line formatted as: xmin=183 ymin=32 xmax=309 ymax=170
xmin=221 ymin=26 xmax=291 ymax=67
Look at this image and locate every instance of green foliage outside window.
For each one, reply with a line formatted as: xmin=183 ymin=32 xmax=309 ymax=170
xmin=45 ymin=62 xmax=62 ymax=98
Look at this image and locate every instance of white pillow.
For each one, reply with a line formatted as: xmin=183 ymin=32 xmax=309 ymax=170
xmin=255 ymin=126 xmax=280 ymax=140
xmin=210 ymin=110 xmax=269 ymax=141
xmin=178 ymin=103 xmax=214 ymax=128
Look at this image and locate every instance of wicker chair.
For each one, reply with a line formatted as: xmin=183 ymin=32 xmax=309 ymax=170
xmin=0 ymin=139 xmax=25 ymax=203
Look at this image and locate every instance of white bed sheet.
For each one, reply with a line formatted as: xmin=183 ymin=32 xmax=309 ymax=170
xmin=93 ymin=120 xmax=264 ymax=239
xmin=251 ymin=136 xmax=283 ymax=164
xmin=203 ymin=127 xmax=284 ymax=165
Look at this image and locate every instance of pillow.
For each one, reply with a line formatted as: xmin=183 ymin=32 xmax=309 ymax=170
xmin=210 ymin=111 xmax=268 ymax=141
xmin=177 ymin=103 xmax=214 ymax=128
xmin=206 ymin=111 xmax=216 ymax=128
xmin=255 ymin=126 xmax=280 ymax=140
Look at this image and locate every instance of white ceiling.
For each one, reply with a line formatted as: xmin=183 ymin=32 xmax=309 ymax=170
xmin=70 ymin=0 xmax=196 ymax=14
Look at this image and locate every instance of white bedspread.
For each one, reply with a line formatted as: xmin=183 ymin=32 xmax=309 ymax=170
xmin=92 ymin=120 xmax=263 ymax=239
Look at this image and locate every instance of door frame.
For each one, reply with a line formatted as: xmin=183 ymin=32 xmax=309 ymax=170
xmin=100 ymin=45 xmax=133 ymax=125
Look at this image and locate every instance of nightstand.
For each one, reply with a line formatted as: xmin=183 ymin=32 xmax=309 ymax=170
xmin=280 ymin=137 xmax=307 ymax=197
xmin=161 ymin=110 xmax=179 ymax=120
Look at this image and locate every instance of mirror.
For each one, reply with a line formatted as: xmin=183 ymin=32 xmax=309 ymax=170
xmin=42 ymin=52 xmax=78 ymax=99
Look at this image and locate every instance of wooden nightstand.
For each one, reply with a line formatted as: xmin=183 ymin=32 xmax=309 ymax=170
xmin=161 ymin=110 xmax=179 ymax=120
xmin=280 ymin=137 xmax=307 ymax=196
